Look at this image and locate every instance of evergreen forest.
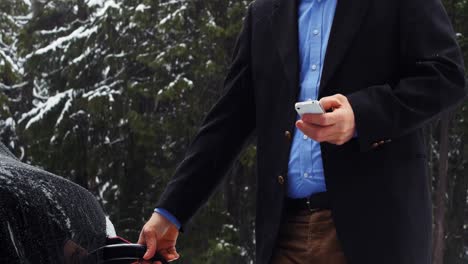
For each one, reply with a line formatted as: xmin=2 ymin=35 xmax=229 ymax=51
xmin=0 ymin=0 xmax=467 ymax=263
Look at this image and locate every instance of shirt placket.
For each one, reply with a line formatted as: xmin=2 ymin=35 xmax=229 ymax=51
xmin=300 ymin=0 xmax=324 ymax=183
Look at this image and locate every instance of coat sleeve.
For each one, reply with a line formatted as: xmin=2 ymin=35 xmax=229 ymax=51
xmin=347 ymin=0 xmax=467 ymax=151
xmin=155 ymin=5 xmax=255 ymax=228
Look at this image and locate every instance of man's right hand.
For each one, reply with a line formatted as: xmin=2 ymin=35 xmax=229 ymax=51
xmin=137 ymin=213 xmax=180 ymax=263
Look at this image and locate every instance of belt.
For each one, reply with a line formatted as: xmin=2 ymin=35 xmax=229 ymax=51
xmin=285 ymin=192 xmax=331 ymax=213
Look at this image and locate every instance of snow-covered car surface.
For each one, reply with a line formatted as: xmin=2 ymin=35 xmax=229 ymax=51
xmin=0 ymin=143 xmax=107 ymax=263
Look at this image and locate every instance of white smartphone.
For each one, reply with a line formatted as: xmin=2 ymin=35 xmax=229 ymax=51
xmin=295 ymin=100 xmax=325 ymax=116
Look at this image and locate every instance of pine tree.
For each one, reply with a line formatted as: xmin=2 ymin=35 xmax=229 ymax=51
xmin=1 ymin=0 xmax=256 ymax=262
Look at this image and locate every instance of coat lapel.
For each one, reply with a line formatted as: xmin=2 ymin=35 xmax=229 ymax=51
xmin=271 ymin=0 xmax=300 ymax=98
xmin=319 ymin=0 xmax=372 ymax=94
xmin=270 ymin=0 xmax=372 ymax=96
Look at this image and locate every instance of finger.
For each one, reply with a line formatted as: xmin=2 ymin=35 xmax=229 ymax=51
xmin=142 ymin=228 xmax=158 ymax=260
xmin=319 ymin=96 xmax=342 ymax=112
xmin=161 ymin=247 xmax=180 ymax=261
xmin=302 ymin=112 xmax=339 ymax=126
xmin=296 ymin=121 xmax=341 ymax=142
xmin=167 ymin=247 xmax=180 ymax=259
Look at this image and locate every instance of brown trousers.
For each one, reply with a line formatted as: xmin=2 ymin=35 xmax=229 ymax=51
xmin=270 ymin=209 xmax=347 ymax=264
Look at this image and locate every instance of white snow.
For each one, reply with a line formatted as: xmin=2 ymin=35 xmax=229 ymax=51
xmin=87 ymin=0 xmax=105 ymax=7
xmin=38 ymin=184 xmax=72 ymax=229
xmin=37 ymin=25 xmax=73 ymax=36
xmin=155 ymin=51 xmax=166 ymax=61
xmin=1 ymin=13 xmax=21 ymax=27
xmin=0 ymin=165 xmax=14 ymax=178
xmin=33 ymin=80 xmax=49 ymax=100
xmin=0 ymin=82 xmax=27 ymax=91
xmin=135 ymin=4 xmax=151 ymax=12
xmin=159 ymin=5 xmax=187 ymax=26
xmin=56 ymin=96 xmax=73 ymax=127
xmin=71 ymin=47 xmax=92 ymax=64
xmin=105 ymin=216 xmax=117 ymax=237
xmin=5 ymin=117 xmax=16 ymax=132
xmin=18 ymin=147 xmax=25 ymax=160
xmin=104 ymin=52 xmax=126 ymax=59
xmin=183 ymin=77 xmax=194 ymax=87
xmin=11 ymin=13 xmax=33 ymax=24
xmin=26 ymin=26 xmax=98 ymax=58
xmin=7 ymin=221 xmax=21 ymax=258
xmin=165 ymin=75 xmax=194 ymax=90
xmin=95 ymin=0 xmax=121 ymax=17
xmin=83 ymin=81 xmax=123 ymax=102
xmin=160 ymin=0 xmax=187 ymax=6
xmin=19 ymin=89 xmax=73 ymax=129
xmin=102 ymin=66 xmax=110 ymax=77
xmin=0 ymin=49 xmax=20 ymax=73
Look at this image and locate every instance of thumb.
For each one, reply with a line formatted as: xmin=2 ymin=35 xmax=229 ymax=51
xmin=319 ymin=95 xmax=342 ymax=112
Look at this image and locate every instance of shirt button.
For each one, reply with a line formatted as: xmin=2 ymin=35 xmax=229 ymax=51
xmin=278 ymin=175 xmax=285 ymax=185
xmin=303 ymin=135 xmax=308 ymax=140
xmin=313 ymin=29 xmax=319 ymax=35
xmin=304 ymin=172 xmax=308 ymax=178
xmin=311 ymin=64 xmax=317 ymax=71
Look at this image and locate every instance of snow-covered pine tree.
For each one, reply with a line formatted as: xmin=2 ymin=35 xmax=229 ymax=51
xmin=0 ymin=0 xmax=30 ymax=151
xmin=1 ymin=0 xmax=256 ymax=262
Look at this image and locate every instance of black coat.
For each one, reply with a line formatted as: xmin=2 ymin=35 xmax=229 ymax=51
xmin=156 ymin=0 xmax=467 ymax=263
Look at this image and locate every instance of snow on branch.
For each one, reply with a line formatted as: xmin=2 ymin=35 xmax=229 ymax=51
xmin=94 ymin=0 xmax=121 ymax=18
xmin=71 ymin=47 xmax=92 ymax=65
xmin=87 ymin=0 xmax=106 ymax=7
xmin=83 ymin=80 xmax=123 ymax=102
xmin=0 ymin=13 xmax=22 ymax=28
xmin=37 ymin=24 xmax=74 ymax=36
xmin=18 ymin=79 xmax=124 ymax=129
xmin=56 ymin=97 xmax=73 ymax=127
xmin=158 ymin=74 xmax=193 ymax=96
xmin=0 ymin=82 xmax=27 ymax=91
xmin=0 ymin=49 xmax=21 ymax=73
xmin=159 ymin=5 xmax=187 ymax=26
xmin=135 ymin=4 xmax=151 ymax=12
xmin=25 ymin=25 xmax=98 ymax=59
xmin=19 ymin=89 xmax=74 ymax=129
xmin=160 ymin=0 xmax=188 ymax=7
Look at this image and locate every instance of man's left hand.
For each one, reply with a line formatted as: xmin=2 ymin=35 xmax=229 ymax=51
xmin=296 ymin=94 xmax=356 ymax=145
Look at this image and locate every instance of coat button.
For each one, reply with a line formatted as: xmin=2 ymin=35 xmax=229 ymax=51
xmin=278 ymin=175 xmax=285 ymax=185
xmin=284 ymin=131 xmax=292 ymax=141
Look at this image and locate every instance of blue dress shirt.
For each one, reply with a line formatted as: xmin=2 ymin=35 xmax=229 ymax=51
xmin=157 ymin=0 xmax=338 ymax=227
xmin=287 ymin=0 xmax=337 ymax=198
xmin=154 ymin=208 xmax=181 ymax=229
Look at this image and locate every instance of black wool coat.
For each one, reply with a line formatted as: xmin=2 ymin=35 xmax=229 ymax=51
xmin=157 ymin=0 xmax=467 ymax=263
